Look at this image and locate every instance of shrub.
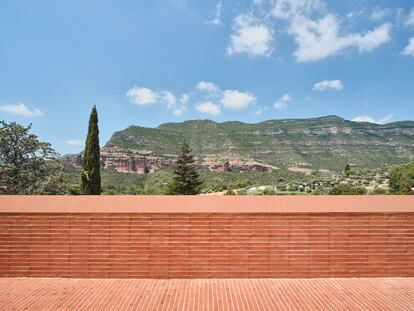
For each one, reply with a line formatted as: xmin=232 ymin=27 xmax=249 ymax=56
xmin=370 ymin=187 xmax=388 ymax=195
xmin=329 ymin=183 xmax=367 ymax=195
xmin=262 ymin=188 xmax=275 ymax=195
xmin=224 ymin=189 xmax=236 ymax=195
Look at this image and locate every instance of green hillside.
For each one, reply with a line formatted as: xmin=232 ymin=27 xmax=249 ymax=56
xmin=106 ymin=115 xmax=414 ymax=171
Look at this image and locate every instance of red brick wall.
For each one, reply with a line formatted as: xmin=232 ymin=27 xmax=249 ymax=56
xmin=0 ymin=212 xmax=413 ymax=278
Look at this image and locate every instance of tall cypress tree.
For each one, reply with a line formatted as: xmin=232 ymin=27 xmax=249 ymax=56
xmin=168 ymin=142 xmax=202 ymax=195
xmin=81 ymin=105 xmax=101 ymax=195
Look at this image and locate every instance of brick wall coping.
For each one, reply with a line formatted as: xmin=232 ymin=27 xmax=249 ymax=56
xmin=0 ymin=195 xmax=413 ymax=213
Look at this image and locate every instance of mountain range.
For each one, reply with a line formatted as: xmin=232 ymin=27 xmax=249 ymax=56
xmin=86 ymin=115 xmax=414 ymax=174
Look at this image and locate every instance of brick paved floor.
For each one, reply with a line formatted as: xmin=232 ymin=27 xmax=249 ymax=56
xmin=0 ymin=278 xmax=413 ymax=310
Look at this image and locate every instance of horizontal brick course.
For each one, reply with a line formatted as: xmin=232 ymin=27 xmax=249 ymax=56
xmin=0 ymin=211 xmax=413 ymax=278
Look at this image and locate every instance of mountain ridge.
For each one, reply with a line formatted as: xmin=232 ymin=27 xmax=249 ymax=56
xmin=152 ymin=115 xmax=414 ymax=129
xmin=100 ymin=115 xmax=414 ymax=173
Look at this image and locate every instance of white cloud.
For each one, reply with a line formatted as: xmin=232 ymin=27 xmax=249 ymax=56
xmin=352 ymin=114 xmax=394 ymax=124
xmin=65 ymin=140 xmax=84 ymax=146
xmin=127 ymin=83 xmax=258 ymax=116
xmin=352 ymin=115 xmax=376 ymax=123
xmin=254 ymin=0 xmax=392 ymax=61
xmin=313 ymin=79 xmax=343 ymax=91
xmin=406 ymin=8 xmax=414 ymax=26
xmin=127 ymin=87 xmax=157 ymax=105
xmin=160 ymin=91 xmax=177 ymax=109
xmin=279 ymin=94 xmax=291 ymax=102
xmin=227 ymin=14 xmax=273 ymax=57
xmin=256 ymin=106 xmax=268 ymax=115
xmin=402 ymin=36 xmax=414 ymax=56
xmin=273 ymin=102 xmax=288 ymax=110
xmin=179 ymin=94 xmax=189 ymax=104
xmin=196 ymin=102 xmax=221 ymax=115
xmin=378 ymin=114 xmax=394 ymax=124
xmin=272 ymin=0 xmax=324 ymax=19
xmin=273 ymin=93 xmax=291 ymax=110
xmin=346 ymin=11 xmax=363 ymax=20
xmin=221 ymin=90 xmax=256 ymax=110
xmin=127 ymin=87 xmax=188 ymax=115
xmin=370 ymin=7 xmax=392 ymax=21
xmin=289 ymin=14 xmax=391 ymax=62
xmin=173 ymin=106 xmax=187 ymax=116
xmin=207 ymin=2 xmax=222 ymax=26
xmin=196 ymin=81 xmax=220 ymax=93
xmin=0 ymin=103 xmax=43 ymax=117
xmin=197 ymin=81 xmax=258 ymax=113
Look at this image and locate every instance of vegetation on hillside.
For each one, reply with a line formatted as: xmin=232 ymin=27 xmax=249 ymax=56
xmin=106 ymin=116 xmax=414 ymax=171
xmin=62 ymin=162 xmax=402 ymax=195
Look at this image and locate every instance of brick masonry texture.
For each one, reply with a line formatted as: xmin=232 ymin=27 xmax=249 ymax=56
xmin=1 ymin=277 xmax=414 ymax=310
xmin=0 ymin=212 xmax=413 ymax=278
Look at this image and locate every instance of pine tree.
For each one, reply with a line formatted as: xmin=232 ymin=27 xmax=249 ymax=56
xmin=168 ymin=142 xmax=202 ymax=195
xmin=81 ymin=106 xmax=101 ymax=195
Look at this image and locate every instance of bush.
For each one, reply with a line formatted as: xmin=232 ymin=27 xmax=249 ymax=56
xmin=312 ymin=189 xmax=324 ymax=195
xmin=289 ymin=185 xmax=299 ymax=192
xmin=224 ymin=189 xmax=236 ymax=195
xmin=329 ymin=183 xmax=367 ymax=195
xmin=237 ymin=189 xmax=247 ymax=195
xmin=262 ymin=188 xmax=274 ymax=195
xmin=67 ymin=184 xmax=81 ymax=195
xmin=370 ymin=187 xmax=388 ymax=195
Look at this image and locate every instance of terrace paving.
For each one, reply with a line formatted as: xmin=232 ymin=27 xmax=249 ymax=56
xmin=0 ymin=277 xmax=413 ymax=310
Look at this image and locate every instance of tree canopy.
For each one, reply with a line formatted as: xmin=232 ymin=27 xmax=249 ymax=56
xmin=389 ymin=163 xmax=414 ymax=194
xmin=0 ymin=121 xmax=65 ymax=194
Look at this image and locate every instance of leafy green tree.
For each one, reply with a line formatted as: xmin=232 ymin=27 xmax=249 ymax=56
xmin=0 ymin=121 xmax=65 ymax=194
xmin=81 ymin=106 xmax=101 ymax=195
xmin=389 ymin=163 xmax=414 ymax=194
xmin=168 ymin=142 xmax=202 ymax=195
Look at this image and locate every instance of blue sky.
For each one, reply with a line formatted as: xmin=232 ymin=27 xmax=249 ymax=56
xmin=0 ymin=0 xmax=414 ymax=154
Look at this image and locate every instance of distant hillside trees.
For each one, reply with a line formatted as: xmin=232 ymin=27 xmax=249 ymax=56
xmin=389 ymin=163 xmax=414 ymax=194
xmin=81 ymin=106 xmax=101 ymax=195
xmin=0 ymin=121 xmax=65 ymax=194
xmin=168 ymin=142 xmax=202 ymax=195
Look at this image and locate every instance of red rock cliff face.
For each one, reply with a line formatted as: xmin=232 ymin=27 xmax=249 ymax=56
xmin=100 ymin=155 xmax=157 ymax=174
xmin=72 ymin=154 xmax=160 ymax=175
xmin=71 ymin=148 xmax=275 ymax=175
